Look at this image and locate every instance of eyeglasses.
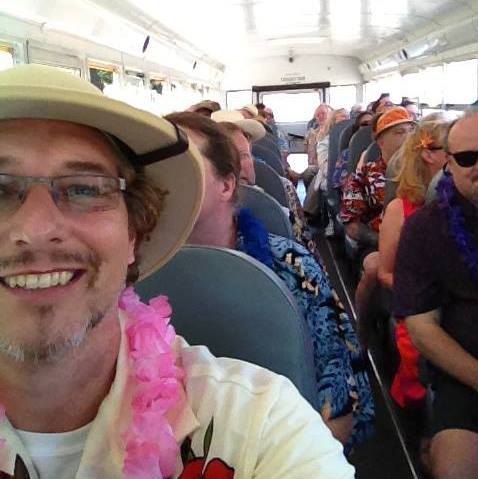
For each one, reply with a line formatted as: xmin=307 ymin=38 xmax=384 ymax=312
xmin=0 ymin=174 xmax=126 ymax=216
xmin=447 ymin=151 xmax=478 ymax=168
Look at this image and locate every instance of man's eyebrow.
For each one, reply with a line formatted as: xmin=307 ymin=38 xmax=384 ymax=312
xmin=63 ymin=160 xmax=115 ymax=176
xmin=0 ymin=156 xmax=15 ymax=169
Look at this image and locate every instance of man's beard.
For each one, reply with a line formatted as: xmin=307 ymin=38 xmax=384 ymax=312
xmin=0 ymin=306 xmax=106 ymax=365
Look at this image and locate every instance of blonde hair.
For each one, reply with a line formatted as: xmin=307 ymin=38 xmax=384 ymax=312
xmin=396 ymin=121 xmax=447 ymax=205
xmin=317 ymin=108 xmax=347 ymax=141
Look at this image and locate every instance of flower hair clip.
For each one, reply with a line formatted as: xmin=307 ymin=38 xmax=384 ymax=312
xmin=414 ymin=131 xmax=435 ymax=151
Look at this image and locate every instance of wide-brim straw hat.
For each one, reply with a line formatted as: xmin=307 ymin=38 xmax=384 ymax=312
xmin=211 ymin=110 xmax=266 ymax=142
xmin=0 ymin=64 xmax=204 ymax=280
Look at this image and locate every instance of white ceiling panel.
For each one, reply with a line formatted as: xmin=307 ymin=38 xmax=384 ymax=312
xmin=91 ymin=0 xmax=478 ymax=64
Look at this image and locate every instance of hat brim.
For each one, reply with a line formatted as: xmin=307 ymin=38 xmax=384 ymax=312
xmin=0 ymin=80 xmax=204 ymax=281
xmin=235 ymin=119 xmax=266 ymax=142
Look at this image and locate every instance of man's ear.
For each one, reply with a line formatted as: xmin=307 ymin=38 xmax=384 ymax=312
xmin=128 ymin=237 xmax=136 ymax=266
xmin=220 ymin=173 xmax=237 ymax=202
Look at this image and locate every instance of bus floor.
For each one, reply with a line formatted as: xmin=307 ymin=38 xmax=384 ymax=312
xmin=315 ymin=234 xmax=430 ymax=479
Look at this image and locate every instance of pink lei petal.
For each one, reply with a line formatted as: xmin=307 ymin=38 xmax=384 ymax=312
xmin=120 ymin=289 xmax=181 ymax=479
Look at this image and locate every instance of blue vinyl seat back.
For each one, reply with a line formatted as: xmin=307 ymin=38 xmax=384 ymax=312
xmin=252 ymin=133 xmax=285 ymax=176
xmin=364 ymin=141 xmax=381 ymax=164
xmin=347 ymin=125 xmax=373 ymax=174
xmin=339 ymin=123 xmax=354 ymax=154
xmin=327 ymin=119 xmax=353 ymax=192
xmin=135 ymin=245 xmax=319 ymax=409
xmin=238 ymin=184 xmax=293 ymax=239
xmin=254 ymin=160 xmax=289 ymax=208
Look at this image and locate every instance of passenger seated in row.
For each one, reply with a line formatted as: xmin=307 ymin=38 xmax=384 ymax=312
xmin=240 ymin=105 xmax=287 ymax=176
xmin=394 ymin=110 xmax=478 ymax=479
xmin=303 ymin=108 xmax=349 ymax=232
xmin=0 ymin=64 xmax=355 ymax=478
xmin=340 ymin=107 xmax=415 ymax=263
xmin=213 ymin=112 xmax=323 ymax=261
xmin=166 ymin=112 xmax=374 ymax=452
xmin=332 ymin=111 xmax=374 ymax=191
xmin=305 ymin=103 xmax=333 ymax=183
xmin=262 ymin=107 xmax=291 ymax=167
xmin=379 ymin=122 xmax=447 ymax=408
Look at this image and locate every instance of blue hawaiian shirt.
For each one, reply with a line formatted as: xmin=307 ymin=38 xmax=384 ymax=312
xmin=236 ymin=229 xmax=374 ymax=451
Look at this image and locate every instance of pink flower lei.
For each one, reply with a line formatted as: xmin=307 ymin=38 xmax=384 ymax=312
xmin=0 ymin=288 xmax=181 ymax=478
xmin=119 ymin=287 xmax=183 ymax=479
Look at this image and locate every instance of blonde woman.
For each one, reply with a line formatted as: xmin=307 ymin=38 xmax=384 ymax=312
xmin=312 ymin=108 xmax=350 ymax=193
xmin=378 ymin=121 xmax=448 ymax=409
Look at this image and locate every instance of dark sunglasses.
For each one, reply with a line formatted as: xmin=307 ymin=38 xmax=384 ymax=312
xmin=447 ymin=150 xmax=478 ymax=168
xmin=427 ymin=146 xmax=444 ymax=151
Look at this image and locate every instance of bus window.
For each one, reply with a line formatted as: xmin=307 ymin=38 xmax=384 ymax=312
xmin=123 ymin=70 xmax=149 ymax=110
xmin=89 ymin=65 xmax=116 ymax=92
xmin=329 ymin=85 xmax=358 ymax=109
xmin=260 ymin=91 xmax=322 ymax=123
xmin=0 ymin=46 xmax=14 ymax=71
xmin=444 ymin=60 xmax=478 ymax=105
xmin=226 ymin=90 xmax=253 ymax=110
xmin=420 ymin=65 xmax=445 ymax=107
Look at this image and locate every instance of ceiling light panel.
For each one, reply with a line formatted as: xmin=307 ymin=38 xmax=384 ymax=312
xmin=253 ymin=0 xmax=320 ymax=38
xmin=330 ymin=0 xmax=362 ymax=40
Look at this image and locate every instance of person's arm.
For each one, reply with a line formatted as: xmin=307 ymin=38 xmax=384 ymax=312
xmin=406 ymin=310 xmax=478 ymax=390
xmin=378 ymin=198 xmax=404 ymax=289
xmin=254 ymin=378 xmax=355 ymax=479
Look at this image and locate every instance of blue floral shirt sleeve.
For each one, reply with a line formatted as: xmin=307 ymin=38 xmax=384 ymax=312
xmin=265 ymin=234 xmax=374 ymax=450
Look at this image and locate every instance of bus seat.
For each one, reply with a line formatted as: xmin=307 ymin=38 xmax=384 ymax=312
xmin=254 ymin=160 xmax=289 ymax=208
xmin=252 ymin=143 xmax=285 ymax=176
xmin=135 ymin=245 xmax=319 ymax=409
xmin=364 ymin=141 xmax=381 ymax=163
xmin=338 ymin=123 xmax=354 ymax=155
xmin=425 ymin=170 xmax=444 ymax=204
xmin=327 ymin=119 xmax=353 ymax=192
xmin=238 ymin=184 xmax=294 ymax=239
xmin=383 ymin=179 xmax=398 ymax=212
xmin=347 ymin=125 xmax=373 ymax=174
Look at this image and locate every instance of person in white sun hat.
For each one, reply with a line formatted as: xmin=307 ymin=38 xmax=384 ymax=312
xmin=0 ymin=64 xmax=354 ymax=479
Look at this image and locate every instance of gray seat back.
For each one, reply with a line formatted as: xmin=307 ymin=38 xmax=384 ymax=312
xmin=238 ymin=185 xmax=293 ymax=239
xmin=327 ymin=120 xmax=353 ymax=191
xmin=339 ymin=124 xmax=354 ymax=154
xmin=426 ymin=170 xmax=444 ymax=204
xmin=252 ymin=133 xmax=285 ymax=176
xmin=364 ymin=141 xmax=381 ymax=164
xmin=347 ymin=125 xmax=373 ymax=173
xmin=254 ymin=160 xmax=289 ymax=208
xmin=135 ymin=245 xmax=319 ymax=409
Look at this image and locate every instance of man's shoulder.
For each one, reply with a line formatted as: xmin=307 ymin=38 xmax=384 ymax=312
xmin=175 ymin=337 xmax=288 ymax=397
xmin=268 ymin=232 xmax=310 ymax=256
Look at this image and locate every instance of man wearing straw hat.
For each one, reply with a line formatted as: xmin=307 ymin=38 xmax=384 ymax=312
xmin=0 ymin=64 xmax=353 ymax=478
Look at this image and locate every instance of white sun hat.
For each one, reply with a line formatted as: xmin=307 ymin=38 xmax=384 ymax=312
xmin=0 ymin=64 xmax=205 ymax=280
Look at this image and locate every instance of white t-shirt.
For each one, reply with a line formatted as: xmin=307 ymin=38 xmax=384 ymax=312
xmin=15 ymin=422 xmax=91 ymax=479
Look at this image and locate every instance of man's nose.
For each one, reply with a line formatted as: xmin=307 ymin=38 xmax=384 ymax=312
xmin=8 ymin=185 xmax=66 ymax=247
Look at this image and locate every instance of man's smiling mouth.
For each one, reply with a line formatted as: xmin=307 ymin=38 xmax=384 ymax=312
xmin=1 ymin=270 xmax=84 ymax=289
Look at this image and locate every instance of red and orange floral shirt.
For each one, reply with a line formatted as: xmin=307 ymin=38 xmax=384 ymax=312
xmin=339 ymin=157 xmax=387 ymax=232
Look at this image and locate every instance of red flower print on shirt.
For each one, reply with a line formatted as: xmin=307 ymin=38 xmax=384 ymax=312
xmin=179 ymin=419 xmax=235 ymax=479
